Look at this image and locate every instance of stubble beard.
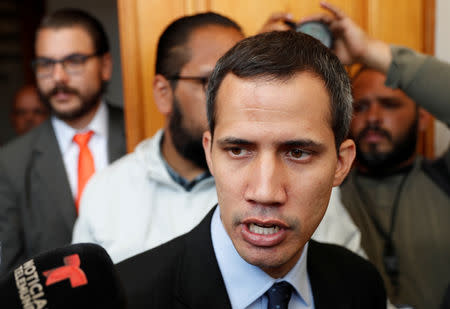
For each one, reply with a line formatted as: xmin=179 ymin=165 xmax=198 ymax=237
xmin=355 ymin=118 xmax=419 ymax=173
xmin=168 ymin=97 xmax=208 ymax=170
xmin=38 ymin=82 xmax=106 ymax=121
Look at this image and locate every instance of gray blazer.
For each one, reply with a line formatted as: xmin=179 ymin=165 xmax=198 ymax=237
xmin=0 ymin=104 xmax=126 ymax=275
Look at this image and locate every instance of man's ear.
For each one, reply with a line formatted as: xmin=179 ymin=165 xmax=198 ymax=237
xmin=100 ymin=52 xmax=113 ymax=81
xmin=202 ymin=131 xmax=214 ymax=176
xmin=153 ymin=74 xmax=174 ymax=116
xmin=418 ymin=108 xmax=431 ymax=132
xmin=333 ymin=139 xmax=356 ymax=186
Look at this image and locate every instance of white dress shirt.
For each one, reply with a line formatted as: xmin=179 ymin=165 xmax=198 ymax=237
xmin=52 ymin=101 xmax=109 ymax=198
xmin=211 ymin=206 xmax=315 ymax=309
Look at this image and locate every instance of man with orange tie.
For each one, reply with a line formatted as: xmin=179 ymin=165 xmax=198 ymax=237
xmin=0 ymin=9 xmax=126 ymax=275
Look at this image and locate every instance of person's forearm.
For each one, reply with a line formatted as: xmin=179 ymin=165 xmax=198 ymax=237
xmin=361 ymin=39 xmax=392 ymax=74
xmin=385 ymin=46 xmax=450 ymax=124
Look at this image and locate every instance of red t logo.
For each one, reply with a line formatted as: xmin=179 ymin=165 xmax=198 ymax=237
xmin=43 ymin=254 xmax=88 ymax=288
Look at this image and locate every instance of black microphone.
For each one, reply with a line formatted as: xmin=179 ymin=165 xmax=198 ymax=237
xmin=0 ymin=243 xmax=126 ymax=309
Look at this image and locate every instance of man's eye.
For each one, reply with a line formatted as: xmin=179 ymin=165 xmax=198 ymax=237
xmin=288 ymin=149 xmax=310 ymax=160
xmin=65 ymin=56 xmax=86 ymax=66
xmin=380 ymin=99 xmax=402 ymax=109
xmin=228 ymin=147 xmax=246 ymax=157
xmin=353 ymin=102 xmax=368 ymax=113
xmin=37 ymin=60 xmax=53 ymax=68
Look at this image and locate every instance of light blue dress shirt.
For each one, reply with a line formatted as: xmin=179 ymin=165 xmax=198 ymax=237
xmin=211 ymin=206 xmax=315 ymax=309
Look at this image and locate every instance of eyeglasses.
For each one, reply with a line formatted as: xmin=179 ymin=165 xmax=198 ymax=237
xmin=32 ymin=53 xmax=100 ymax=79
xmin=168 ymin=75 xmax=210 ymax=92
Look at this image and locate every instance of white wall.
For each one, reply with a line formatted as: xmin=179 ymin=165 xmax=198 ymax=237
xmin=434 ymin=0 xmax=450 ymax=157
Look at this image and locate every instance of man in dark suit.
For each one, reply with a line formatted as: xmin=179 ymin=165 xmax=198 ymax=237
xmin=0 ymin=9 xmax=126 ymax=275
xmin=117 ymin=31 xmax=386 ymax=308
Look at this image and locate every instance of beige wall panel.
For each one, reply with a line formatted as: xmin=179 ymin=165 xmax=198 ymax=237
xmin=135 ymin=1 xmax=186 ymax=138
xmin=210 ymin=0 xmax=366 ymax=36
xmin=367 ymin=0 xmax=424 ymax=51
xmin=118 ymin=0 xmax=143 ymax=151
xmin=119 ymin=0 xmax=188 ymax=150
xmin=209 ymin=0 xmax=290 ymax=36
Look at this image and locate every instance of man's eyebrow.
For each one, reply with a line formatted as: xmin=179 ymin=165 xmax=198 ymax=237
xmin=216 ymin=137 xmax=325 ymax=150
xmin=216 ymin=137 xmax=253 ymax=146
xmin=282 ymin=139 xmax=325 ymax=151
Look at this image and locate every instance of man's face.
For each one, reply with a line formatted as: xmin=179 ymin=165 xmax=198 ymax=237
xmin=203 ymin=73 xmax=354 ymax=278
xmin=35 ymin=26 xmax=111 ymax=121
xmin=12 ymin=87 xmax=49 ymax=135
xmin=351 ymin=70 xmax=419 ymax=170
xmin=169 ymin=25 xmax=244 ymax=169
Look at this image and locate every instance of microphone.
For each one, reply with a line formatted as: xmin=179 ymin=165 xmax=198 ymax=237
xmin=0 ymin=243 xmax=126 ymax=309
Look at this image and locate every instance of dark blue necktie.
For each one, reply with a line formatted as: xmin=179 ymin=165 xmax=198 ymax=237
xmin=266 ymin=281 xmax=293 ymax=309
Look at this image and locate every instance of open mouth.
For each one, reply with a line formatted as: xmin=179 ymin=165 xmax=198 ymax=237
xmin=241 ymin=220 xmax=287 ymax=247
xmin=248 ymin=223 xmax=280 ymax=235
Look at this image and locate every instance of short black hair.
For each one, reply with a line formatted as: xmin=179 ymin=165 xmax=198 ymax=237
xmin=155 ymin=12 xmax=243 ymax=80
xmin=207 ymin=30 xmax=353 ymax=150
xmin=38 ymin=8 xmax=109 ymax=55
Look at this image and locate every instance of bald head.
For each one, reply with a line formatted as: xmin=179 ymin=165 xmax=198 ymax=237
xmin=11 ymin=85 xmax=50 ymax=135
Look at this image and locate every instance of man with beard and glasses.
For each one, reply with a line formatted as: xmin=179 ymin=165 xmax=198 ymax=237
xmin=304 ymin=2 xmax=450 ymax=308
xmin=73 ymin=12 xmax=364 ymax=265
xmin=0 ymin=9 xmax=126 ymax=276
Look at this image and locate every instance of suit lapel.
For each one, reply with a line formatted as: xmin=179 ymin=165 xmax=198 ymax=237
xmin=307 ymin=240 xmax=349 ymax=309
xmin=25 ymin=106 xmax=125 ymax=233
xmin=32 ymin=121 xmax=76 ymax=230
xmin=175 ymin=207 xmax=232 ymax=309
xmin=106 ymin=103 xmax=127 ymax=162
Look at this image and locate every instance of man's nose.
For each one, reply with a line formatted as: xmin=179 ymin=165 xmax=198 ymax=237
xmin=52 ymin=62 xmax=69 ymax=83
xmin=366 ymin=101 xmax=382 ymax=124
xmin=244 ymin=152 xmax=287 ymax=206
xmin=24 ymin=111 xmax=35 ymax=121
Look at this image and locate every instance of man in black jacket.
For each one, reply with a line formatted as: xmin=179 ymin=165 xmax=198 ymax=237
xmin=117 ymin=30 xmax=386 ymax=309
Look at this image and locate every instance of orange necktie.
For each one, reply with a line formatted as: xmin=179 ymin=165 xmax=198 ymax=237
xmin=73 ymin=131 xmax=95 ymax=213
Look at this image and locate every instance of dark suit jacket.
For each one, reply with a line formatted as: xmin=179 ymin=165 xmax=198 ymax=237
xmin=0 ymin=104 xmax=126 ymax=275
xmin=117 ymin=208 xmax=386 ymax=309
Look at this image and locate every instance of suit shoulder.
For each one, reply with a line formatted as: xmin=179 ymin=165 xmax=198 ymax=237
xmin=116 ymin=234 xmax=187 ymax=296
xmin=0 ymin=124 xmax=47 ymax=172
xmin=106 ymin=101 xmax=123 ymax=111
xmin=0 ymin=128 xmax=40 ymax=157
xmin=106 ymin=102 xmax=125 ymax=119
xmin=310 ymin=241 xmax=385 ymax=290
xmin=311 ymin=240 xmax=378 ymax=275
xmin=309 ymin=241 xmax=386 ymax=307
xmin=116 ymin=235 xmax=188 ymax=308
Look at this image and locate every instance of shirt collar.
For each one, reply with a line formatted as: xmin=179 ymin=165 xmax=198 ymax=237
xmin=211 ymin=206 xmax=312 ymax=308
xmin=52 ymin=100 xmax=108 ymax=154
